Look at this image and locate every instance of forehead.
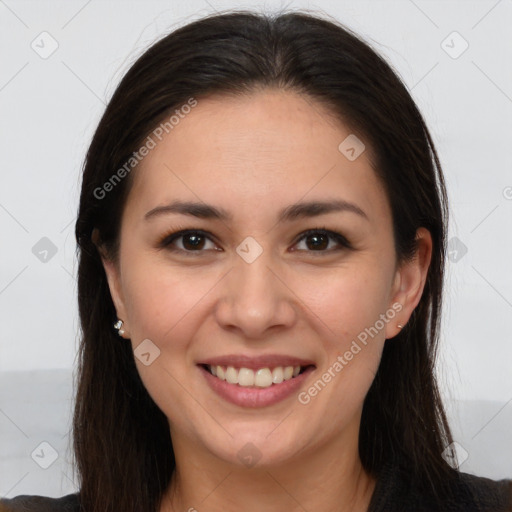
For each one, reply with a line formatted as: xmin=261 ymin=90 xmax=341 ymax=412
xmin=125 ymin=89 xmax=389 ymax=226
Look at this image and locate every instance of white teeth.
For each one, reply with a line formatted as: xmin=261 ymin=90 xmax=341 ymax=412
xmin=208 ymin=364 xmax=305 ymax=388
xmin=283 ymin=366 xmax=294 ymax=380
xmin=272 ymin=367 xmax=284 ymax=384
xmin=225 ymin=366 xmax=238 ymax=384
xmin=255 ymin=368 xmax=273 ymax=387
xmin=238 ymin=368 xmax=254 ymax=386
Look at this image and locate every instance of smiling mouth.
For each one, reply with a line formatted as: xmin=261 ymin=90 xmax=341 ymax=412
xmin=200 ymin=364 xmax=314 ymax=389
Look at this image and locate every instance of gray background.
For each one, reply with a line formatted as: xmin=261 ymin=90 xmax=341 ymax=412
xmin=1 ymin=0 xmax=511 ymax=498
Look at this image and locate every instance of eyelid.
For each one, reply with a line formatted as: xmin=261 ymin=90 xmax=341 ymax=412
xmin=293 ymin=228 xmax=352 ymax=251
xmin=157 ymin=226 xmax=352 ymax=253
xmin=157 ymin=228 xmax=219 ymax=252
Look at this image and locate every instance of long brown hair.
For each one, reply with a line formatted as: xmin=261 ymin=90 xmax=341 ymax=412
xmin=74 ymin=9 xmax=455 ymax=511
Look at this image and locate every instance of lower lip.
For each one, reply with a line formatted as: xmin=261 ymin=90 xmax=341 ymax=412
xmin=198 ymin=365 xmax=315 ymax=408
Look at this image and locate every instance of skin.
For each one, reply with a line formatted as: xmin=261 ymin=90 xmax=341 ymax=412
xmin=99 ymin=89 xmax=432 ymax=512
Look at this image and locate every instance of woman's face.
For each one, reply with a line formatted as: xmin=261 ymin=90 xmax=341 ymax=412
xmin=101 ymin=89 xmax=430 ymax=468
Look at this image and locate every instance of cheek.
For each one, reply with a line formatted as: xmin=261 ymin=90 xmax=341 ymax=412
xmin=296 ymin=264 xmax=393 ymax=342
xmin=294 ymin=271 xmax=390 ymax=428
xmin=296 ymin=265 xmax=392 ymax=401
xmin=120 ymin=261 xmax=213 ymax=424
xmin=123 ymin=250 xmax=394 ymax=352
xmin=122 ymin=257 xmax=215 ymax=343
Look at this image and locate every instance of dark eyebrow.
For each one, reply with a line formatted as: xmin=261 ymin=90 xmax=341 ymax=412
xmin=279 ymin=199 xmax=368 ymax=222
xmin=144 ymin=199 xmax=368 ymax=222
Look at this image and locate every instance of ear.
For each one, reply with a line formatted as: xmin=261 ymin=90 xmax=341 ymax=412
xmin=92 ymin=228 xmax=130 ymax=337
xmin=385 ymin=227 xmax=432 ymax=339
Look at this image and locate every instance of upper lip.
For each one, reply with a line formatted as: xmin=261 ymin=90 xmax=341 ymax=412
xmin=197 ymin=354 xmax=316 ymax=370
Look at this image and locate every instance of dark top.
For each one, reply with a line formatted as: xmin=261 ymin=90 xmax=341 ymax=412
xmin=1 ymin=462 xmax=511 ymax=511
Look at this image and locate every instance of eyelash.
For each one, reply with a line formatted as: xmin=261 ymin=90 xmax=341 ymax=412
xmin=157 ymin=226 xmax=353 ymax=256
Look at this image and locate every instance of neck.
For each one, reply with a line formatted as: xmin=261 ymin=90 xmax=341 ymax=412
xmin=160 ymin=419 xmax=376 ymax=512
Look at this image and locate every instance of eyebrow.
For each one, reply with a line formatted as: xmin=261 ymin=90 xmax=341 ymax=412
xmin=144 ymin=199 xmax=368 ymax=223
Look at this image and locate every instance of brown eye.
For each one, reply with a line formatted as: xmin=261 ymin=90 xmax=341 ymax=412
xmin=293 ymin=229 xmax=351 ymax=253
xmin=180 ymin=233 xmax=206 ymax=250
xmin=158 ymin=227 xmax=351 ymax=256
xmin=159 ymin=230 xmax=217 ymax=254
xmin=304 ymin=232 xmax=329 ymax=250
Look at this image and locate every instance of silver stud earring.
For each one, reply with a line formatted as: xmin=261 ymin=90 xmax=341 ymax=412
xmin=397 ymin=324 xmax=403 ymax=329
xmin=114 ymin=319 xmax=125 ymax=336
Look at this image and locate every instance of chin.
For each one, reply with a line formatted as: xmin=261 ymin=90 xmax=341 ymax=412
xmin=201 ymin=422 xmax=309 ymax=469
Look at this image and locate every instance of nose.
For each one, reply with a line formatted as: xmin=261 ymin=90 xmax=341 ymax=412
xmin=214 ymin=248 xmax=298 ymax=339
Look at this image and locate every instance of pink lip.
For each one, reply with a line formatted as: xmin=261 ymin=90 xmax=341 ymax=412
xmin=198 ymin=364 xmax=316 ymax=408
xmin=197 ymin=354 xmax=316 ymax=370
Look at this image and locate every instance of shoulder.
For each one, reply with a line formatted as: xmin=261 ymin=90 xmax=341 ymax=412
xmin=0 ymin=493 xmax=80 ymax=512
xmin=448 ymin=471 xmax=512 ymax=511
xmin=370 ymin=462 xmax=512 ymax=512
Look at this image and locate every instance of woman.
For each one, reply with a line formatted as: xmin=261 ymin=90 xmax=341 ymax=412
xmin=2 ymin=8 xmax=510 ymax=512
